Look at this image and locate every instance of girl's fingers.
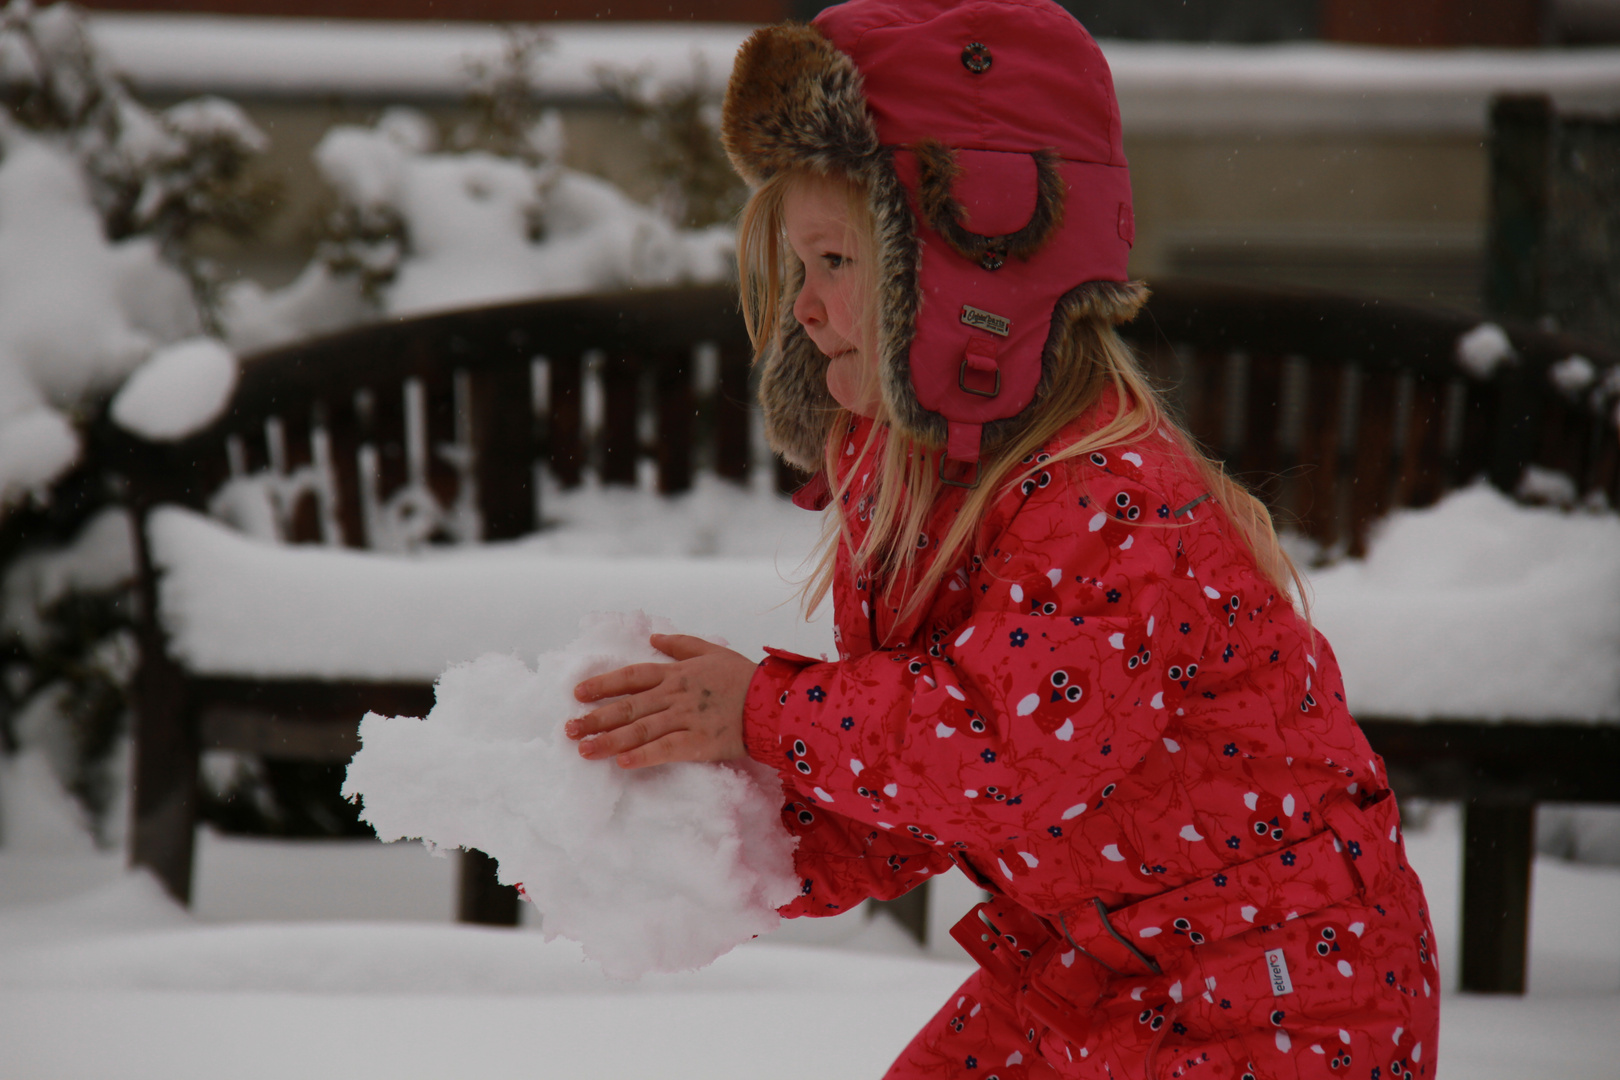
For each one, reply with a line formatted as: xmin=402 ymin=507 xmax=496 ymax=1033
xmin=612 ymin=728 xmax=700 ymax=770
xmin=574 ymin=662 xmax=669 ymax=703
xmin=650 ymin=634 xmax=719 ymax=661
xmin=569 ymin=687 xmax=667 ymax=738
xmin=577 ymin=709 xmax=673 ymax=761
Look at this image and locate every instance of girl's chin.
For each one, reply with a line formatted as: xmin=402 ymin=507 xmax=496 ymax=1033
xmin=826 ymin=357 xmax=879 ymax=418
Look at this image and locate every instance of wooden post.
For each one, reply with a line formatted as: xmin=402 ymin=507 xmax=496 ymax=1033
xmin=469 ymin=361 xmax=535 ymax=540
xmin=1486 ymin=96 xmax=1552 ymax=324
xmin=656 ymin=350 xmax=696 ymax=495
xmin=600 ymin=352 xmax=641 ymax=486
xmin=714 ymin=341 xmax=753 ymax=485
xmin=548 ymin=352 xmax=584 ymax=488
xmin=873 ymin=883 xmax=930 ymax=946
xmin=458 ymin=848 xmax=520 ymax=926
xmin=1460 ymin=800 xmax=1534 ymax=994
xmin=1545 ymin=114 xmax=1620 ymax=348
xmin=126 ymin=500 xmax=200 ymax=905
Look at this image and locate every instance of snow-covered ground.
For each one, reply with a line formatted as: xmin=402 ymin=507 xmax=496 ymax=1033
xmin=0 ymin=803 xmax=1614 ymax=1079
xmin=2 ymin=475 xmax=1617 ymax=1078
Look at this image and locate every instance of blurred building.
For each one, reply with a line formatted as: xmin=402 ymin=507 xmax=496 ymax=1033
xmin=78 ymin=1 xmax=1620 ymax=317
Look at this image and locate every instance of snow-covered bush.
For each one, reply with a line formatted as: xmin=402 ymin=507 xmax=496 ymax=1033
xmin=217 ymin=32 xmax=738 ymax=353
xmin=219 ymin=106 xmax=734 ymax=352
xmin=0 ymin=1 xmax=270 ymax=840
xmin=0 ymin=1 xmax=267 ymax=510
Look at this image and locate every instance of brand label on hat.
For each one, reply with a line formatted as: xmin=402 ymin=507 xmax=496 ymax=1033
xmin=960 ymin=305 xmax=1011 ymax=337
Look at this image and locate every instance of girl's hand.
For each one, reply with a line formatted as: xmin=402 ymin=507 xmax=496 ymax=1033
xmin=568 ymin=634 xmax=757 ymax=769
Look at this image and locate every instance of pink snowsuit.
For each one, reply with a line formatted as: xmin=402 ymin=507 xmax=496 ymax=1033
xmin=723 ymin=2 xmax=1439 ymax=1074
xmin=743 ymin=401 xmax=1440 ymax=1080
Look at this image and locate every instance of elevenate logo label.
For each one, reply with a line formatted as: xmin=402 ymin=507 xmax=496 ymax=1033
xmin=1265 ymin=948 xmax=1294 ymax=996
xmin=960 ymin=305 xmax=1011 ymax=337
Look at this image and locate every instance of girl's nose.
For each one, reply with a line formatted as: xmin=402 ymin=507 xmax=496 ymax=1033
xmin=793 ymin=278 xmax=823 ymax=329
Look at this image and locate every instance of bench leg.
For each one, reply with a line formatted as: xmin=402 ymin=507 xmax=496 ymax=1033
xmin=1459 ymin=800 xmax=1534 ymax=994
xmin=458 ymin=848 xmax=520 ymax=926
xmin=129 ymin=656 xmax=199 ymax=905
xmin=872 ymin=880 xmax=931 ymax=946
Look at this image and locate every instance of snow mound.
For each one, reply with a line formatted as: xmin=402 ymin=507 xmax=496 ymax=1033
xmin=343 ymin=611 xmax=800 ymax=979
xmin=1455 ymin=322 xmax=1515 ymax=378
xmin=111 ymin=337 xmax=238 ymax=441
xmin=1309 ymin=482 xmax=1620 ymax=721
xmin=0 ymin=132 xmax=199 ymax=500
xmin=0 ymin=408 xmax=79 ymax=507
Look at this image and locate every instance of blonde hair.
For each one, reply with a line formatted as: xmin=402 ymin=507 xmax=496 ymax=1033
xmin=738 ymin=168 xmax=1305 ymax=637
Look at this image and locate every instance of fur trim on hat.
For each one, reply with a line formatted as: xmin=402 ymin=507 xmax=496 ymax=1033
xmin=721 ymin=23 xmax=880 ymax=186
xmin=914 ymin=140 xmax=1068 ymax=272
xmin=728 ymin=22 xmax=924 ymax=473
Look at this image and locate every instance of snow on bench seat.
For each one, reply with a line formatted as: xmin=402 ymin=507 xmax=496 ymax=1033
xmin=148 ymin=507 xmax=832 ymax=682
xmin=150 ymin=482 xmax=1620 ymax=722
xmin=1307 ymin=483 xmax=1620 ymax=724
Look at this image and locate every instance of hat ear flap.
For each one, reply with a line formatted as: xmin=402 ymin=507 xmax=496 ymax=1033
xmin=915 ymin=139 xmax=1067 ymax=271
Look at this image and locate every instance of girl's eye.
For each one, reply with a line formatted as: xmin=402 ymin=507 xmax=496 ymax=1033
xmin=822 ymin=253 xmax=847 ymax=269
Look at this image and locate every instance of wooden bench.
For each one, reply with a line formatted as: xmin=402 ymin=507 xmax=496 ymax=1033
xmin=106 ymin=279 xmax=1619 ymax=992
xmin=102 ymin=285 xmax=760 ymax=924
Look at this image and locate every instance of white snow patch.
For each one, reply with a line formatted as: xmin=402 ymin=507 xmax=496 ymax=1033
xmin=1456 ymin=323 xmax=1515 ymax=378
xmin=1550 ymin=355 xmax=1596 ymax=395
xmin=146 ymin=505 xmax=829 ymax=681
xmin=343 ymin=611 xmax=800 ymax=979
xmin=2 ymin=507 xmax=135 ymax=650
xmin=1308 ymin=482 xmax=1620 ymax=721
xmin=0 ymin=133 xmax=198 ymax=498
xmin=111 ymin=338 xmax=238 ymax=441
xmin=0 ymin=409 xmax=79 ymax=508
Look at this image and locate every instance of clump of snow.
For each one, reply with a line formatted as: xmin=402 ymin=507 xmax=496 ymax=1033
xmin=1539 ymin=805 xmax=1620 ymax=868
xmin=217 ymin=262 xmax=371 ymax=355
xmin=1515 ymin=465 xmax=1580 ymax=508
xmin=343 ymin=611 xmax=800 ymax=979
xmin=110 ymin=337 xmax=238 ymax=441
xmin=221 ymin=109 xmax=735 ymax=349
xmin=0 ymin=408 xmax=79 ymax=507
xmin=1455 ymin=322 xmax=1515 ymax=378
xmin=1549 ymin=354 xmax=1596 ymax=395
xmin=1308 ymin=481 xmax=1620 ymax=721
xmin=1 ymin=507 xmax=135 ymax=651
xmin=0 ymin=749 xmax=98 ymax=855
xmin=0 ymin=132 xmax=199 ymax=500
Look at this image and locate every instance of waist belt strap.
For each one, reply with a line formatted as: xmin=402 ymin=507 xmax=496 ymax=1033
xmin=955 ymin=791 xmax=1398 ymax=982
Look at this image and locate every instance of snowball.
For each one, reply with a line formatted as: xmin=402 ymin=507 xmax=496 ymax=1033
xmin=1455 ymin=322 xmax=1515 ymax=378
xmin=1549 ymin=355 xmax=1596 ymax=395
xmin=343 ymin=611 xmax=800 ymax=978
xmin=111 ymin=337 xmax=238 ymax=441
xmin=0 ymin=408 xmax=79 ymax=509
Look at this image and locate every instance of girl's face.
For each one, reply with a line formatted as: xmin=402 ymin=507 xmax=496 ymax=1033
xmin=783 ymin=174 xmax=879 ymax=417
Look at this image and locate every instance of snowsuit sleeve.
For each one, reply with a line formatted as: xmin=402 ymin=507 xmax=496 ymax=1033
xmin=745 ymin=454 xmax=1217 ymax=917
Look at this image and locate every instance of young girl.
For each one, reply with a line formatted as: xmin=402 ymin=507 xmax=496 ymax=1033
xmin=569 ymin=2 xmax=1440 ymax=1077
